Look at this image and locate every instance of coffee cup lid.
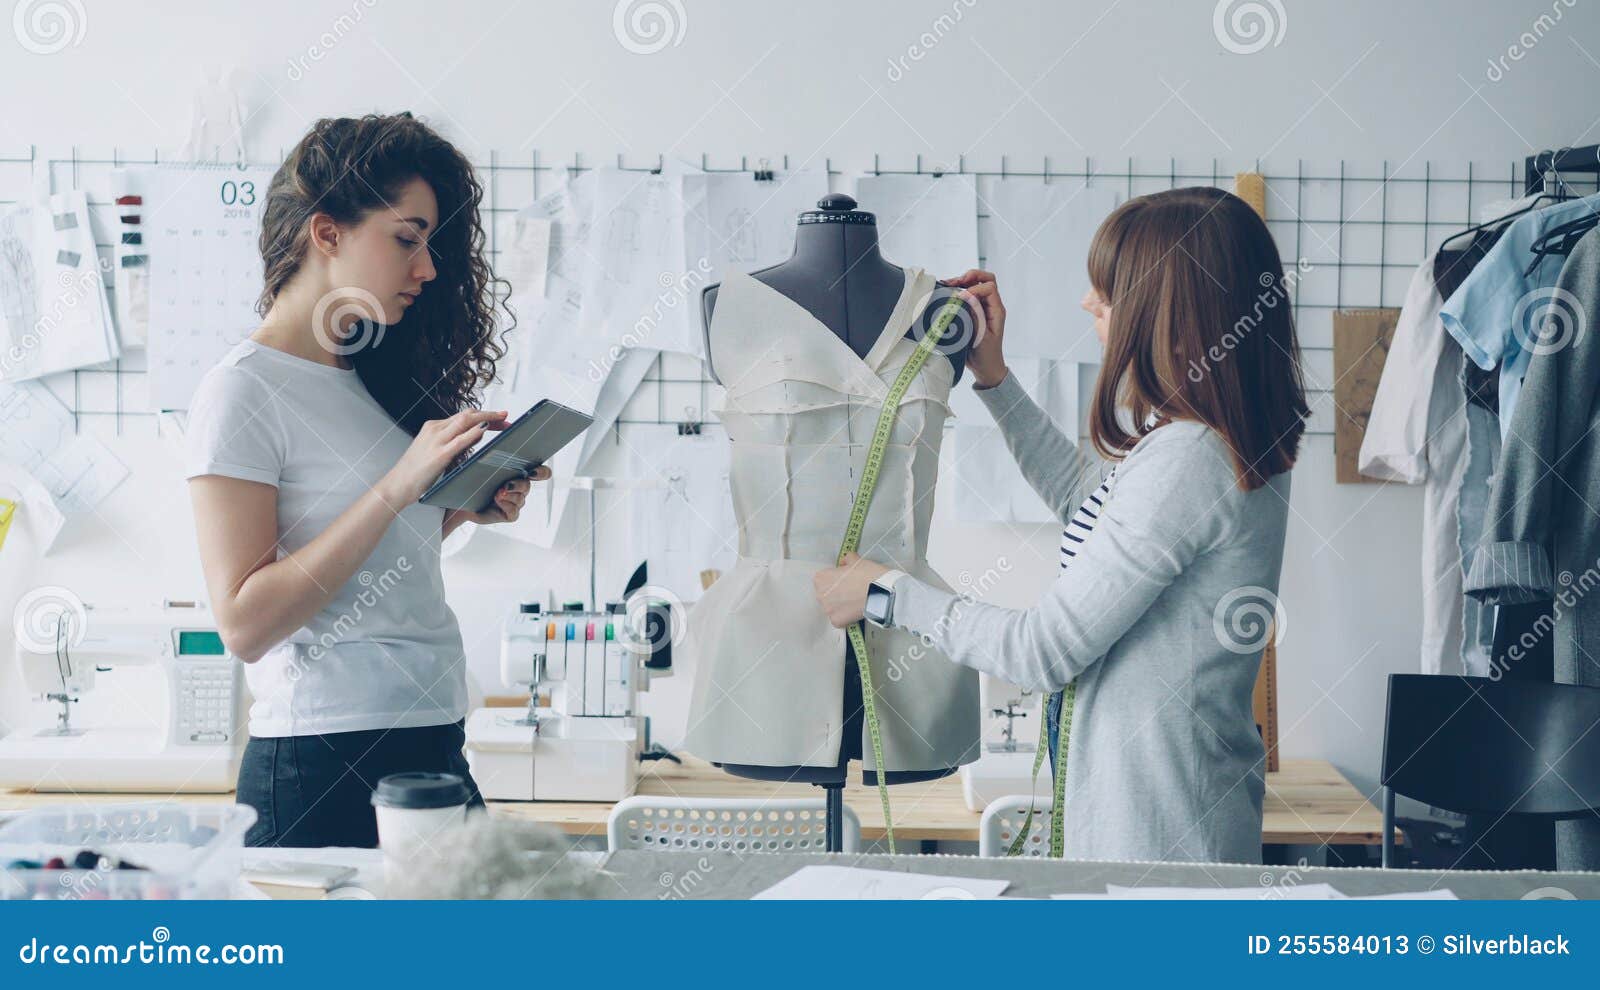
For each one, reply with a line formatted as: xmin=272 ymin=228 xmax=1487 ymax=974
xmin=371 ymin=772 xmax=471 ymax=810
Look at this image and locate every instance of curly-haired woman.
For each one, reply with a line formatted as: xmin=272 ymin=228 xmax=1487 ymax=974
xmin=184 ymin=113 xmax=548 ymax=847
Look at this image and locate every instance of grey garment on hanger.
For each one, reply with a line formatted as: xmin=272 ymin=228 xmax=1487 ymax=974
xmin=1464 ymin=229 xmax=1600 ymax=871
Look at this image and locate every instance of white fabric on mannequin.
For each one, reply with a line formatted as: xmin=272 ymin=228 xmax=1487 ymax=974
xmin=682 ymin=266 xmax=980 ymax=772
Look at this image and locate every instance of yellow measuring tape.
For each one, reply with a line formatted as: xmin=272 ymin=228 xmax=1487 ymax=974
xmin=836 ymin=292 xmax=966 ymax=855
xmin=1007 ymin=684 xmax=1072 ymax=857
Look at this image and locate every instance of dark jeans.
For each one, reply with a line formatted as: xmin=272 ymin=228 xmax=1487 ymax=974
xmin=237 ymin=719 xmax=485 ymax=848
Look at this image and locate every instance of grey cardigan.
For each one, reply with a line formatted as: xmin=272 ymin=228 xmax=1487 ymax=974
xmin=1463 ymin=228 xmax=1600 ymax=871
xmin=892 ymin=371 xmax=1291 ymax=863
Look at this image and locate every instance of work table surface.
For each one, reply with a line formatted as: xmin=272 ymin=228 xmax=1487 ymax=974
xmin=489 ymin=756 xmax=1393 ymax=845
xmin=1 ymin=755 xmax=1395 ymax=847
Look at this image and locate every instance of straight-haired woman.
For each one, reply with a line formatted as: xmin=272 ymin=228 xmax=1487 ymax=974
xmin=815 ymin=187 xmax=1310 ymax=863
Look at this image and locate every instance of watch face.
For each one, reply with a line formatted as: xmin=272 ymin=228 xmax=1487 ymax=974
xmin=865 ymin=584 xmax=893 ymax=624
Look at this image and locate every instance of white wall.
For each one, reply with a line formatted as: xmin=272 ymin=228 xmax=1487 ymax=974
xmin=2 ymin=0 xmax=1596 ymax=800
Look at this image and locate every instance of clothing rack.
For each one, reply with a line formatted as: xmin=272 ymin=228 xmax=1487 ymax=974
xmin=1523 ymin=144 xmax=1600 ymax=196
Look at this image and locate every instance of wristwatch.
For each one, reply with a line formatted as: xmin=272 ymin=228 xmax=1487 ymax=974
xmin=863 ymin=569 xmax=907 ymax=628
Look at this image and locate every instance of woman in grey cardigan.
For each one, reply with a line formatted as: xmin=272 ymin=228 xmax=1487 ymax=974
xmin=815 ymin=187 xmax=1310 ymax=864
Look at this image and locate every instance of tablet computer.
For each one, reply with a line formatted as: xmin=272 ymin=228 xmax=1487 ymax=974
xmin=419 ymin=399 xmax=593 ymax=513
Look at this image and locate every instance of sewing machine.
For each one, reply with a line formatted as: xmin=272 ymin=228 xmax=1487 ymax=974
xmin=465 ymin=599 xmax=672 ymax=802
xmin=0 ymin=600 xmax=243 ymax=792
xmin=959 ymin=674 xmax=1052 ymax=811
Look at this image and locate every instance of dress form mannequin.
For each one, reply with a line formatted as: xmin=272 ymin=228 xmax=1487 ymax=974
xmin=702 ymin=194 xmax=968 ymax=387
xmin=698 ymin=194 xmax=976 ymax=799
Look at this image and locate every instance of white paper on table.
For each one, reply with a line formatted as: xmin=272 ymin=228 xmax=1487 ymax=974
xmin=1087 ymin=882 xmax=1347 ymax=900
xmin=620 ymin=423 xmax=736 ymax=602
xmin=0 ymin=191 xmax=119 ymax=383
xmin=946 ymin=358 xmax=1080 ymax=522
xmin=853 ymin=174 xmax=979 ymax=280
xmin=980 ymin=179 xmax=1121 ymax=363
xmin=580 ymin=163 xmax=706 ymax=359
xmin=129 ymin=163 xmax=277 ymax=409
xmin=752 ymin=865 xmax=1010 ymax=900
xmin=0 ymin=380 xmax=128 ymax=516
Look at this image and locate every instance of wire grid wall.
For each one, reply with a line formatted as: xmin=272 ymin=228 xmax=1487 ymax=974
xmin=2 ymin=146 xmax=1591 ymax=442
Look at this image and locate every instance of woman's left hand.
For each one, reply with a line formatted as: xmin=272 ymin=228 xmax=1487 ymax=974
xmin=450 ymin=467 xmax=553 ymax=527
xmin=813 ymin=552 xmax=891 ymax=628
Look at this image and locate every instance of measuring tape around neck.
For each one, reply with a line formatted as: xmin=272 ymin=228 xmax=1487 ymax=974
xmin=836 ymin=292 xmax=965 ymax=855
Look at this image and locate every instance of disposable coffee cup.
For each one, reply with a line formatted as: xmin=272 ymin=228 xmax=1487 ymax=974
xmin=371 ymin=772 xmax=471 ymax=880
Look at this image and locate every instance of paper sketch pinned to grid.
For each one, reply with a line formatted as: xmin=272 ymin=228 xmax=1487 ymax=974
xmin=0 ymin=191 xmax=119 ymax=383
xmin=944 ymin=358 xmax=1085 ymax=523
xmin=0 ymin=380 xmax=128 ymax=533
xmin=624 ymin=423 xmax=736 ymax=602
xmin=980 ymin=179 xmax=1122 ymax=363
xmin=0 ymin=206 xmax=38 ymax=356
xmin=579 ymin=163 xmax=701 ymax=357
xmin=682 ymin=170 xmax=827 ymax=275
xmin=853 ymin=173 xmax=979 ymax=280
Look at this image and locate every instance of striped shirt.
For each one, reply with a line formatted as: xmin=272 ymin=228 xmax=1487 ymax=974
xmin=1059 ymin=466 xmax=1118 ymax=568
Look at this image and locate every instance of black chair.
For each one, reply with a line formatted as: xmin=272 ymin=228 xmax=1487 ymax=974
xmin=1381 ymin=674 xmax=1600 ymax=868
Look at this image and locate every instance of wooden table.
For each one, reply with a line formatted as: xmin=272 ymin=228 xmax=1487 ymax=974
xmin=487 ymin=756 xmax=1396 ymax=847
xmin=1 ymin=757 xmax=1395 ymax=848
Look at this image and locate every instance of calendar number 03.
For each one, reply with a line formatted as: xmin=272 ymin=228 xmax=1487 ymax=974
xmin=219 ymin=180 xmax=256 ymax=207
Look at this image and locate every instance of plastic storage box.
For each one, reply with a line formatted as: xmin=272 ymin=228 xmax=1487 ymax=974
xmin=0 ymin=803 xmax=255 ymax=900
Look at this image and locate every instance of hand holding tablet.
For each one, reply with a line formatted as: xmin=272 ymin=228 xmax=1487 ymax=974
xmin=418 ymin=400 xmax=593 ymax=513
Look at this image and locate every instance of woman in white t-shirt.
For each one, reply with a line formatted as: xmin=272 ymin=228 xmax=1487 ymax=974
xmin=185 ymin=113 xmax=550 ymax=848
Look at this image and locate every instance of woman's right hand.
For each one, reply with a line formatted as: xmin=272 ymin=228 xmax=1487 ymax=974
xmin=944 ymin=269 xmax=1009 ymax=388
xmin=379 ymin=409 xmax=510 ymax=507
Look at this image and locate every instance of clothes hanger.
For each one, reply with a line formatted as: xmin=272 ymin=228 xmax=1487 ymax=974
xmin=1437 ymin=191 xmax=1565 ymax=253
xmin=1521 ymin=154 xmax=1600 ymax=275
xmin=1437 ymin=148 xmax=1579 ymax=254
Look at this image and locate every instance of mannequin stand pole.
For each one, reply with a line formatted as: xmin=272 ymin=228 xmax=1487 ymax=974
xmin=820 ymin=782 xmax=844 ymax=852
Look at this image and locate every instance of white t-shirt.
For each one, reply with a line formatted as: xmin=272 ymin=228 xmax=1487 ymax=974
xmin=184 ymin=339 xmax=467 ymax=738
